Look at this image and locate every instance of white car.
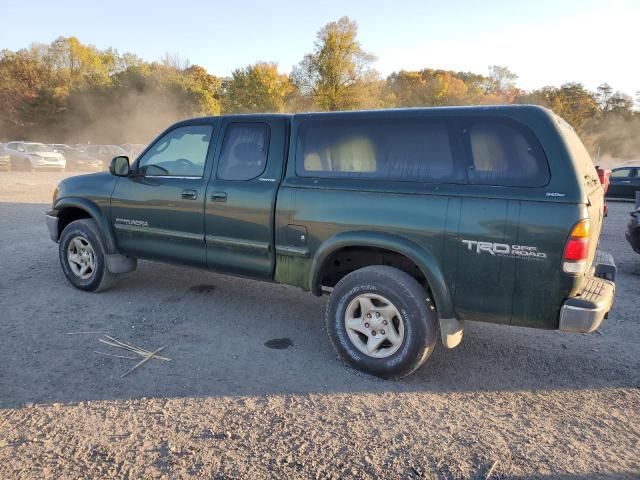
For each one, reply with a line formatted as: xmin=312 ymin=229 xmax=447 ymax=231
xmin=4 ymin=141 xmax=66 ymax=171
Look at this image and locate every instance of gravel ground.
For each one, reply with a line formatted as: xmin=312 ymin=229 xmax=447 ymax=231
xmin=0 ymin=171 xmax=638 ymax=479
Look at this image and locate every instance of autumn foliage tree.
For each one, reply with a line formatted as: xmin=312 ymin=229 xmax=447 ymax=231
xmin=292 ymin=16 xmax=378 ymax=111
xmin=222 ymin=62 xmax=293 ymax=113
xmin=0 ymin=22 xmax=638 ymax=158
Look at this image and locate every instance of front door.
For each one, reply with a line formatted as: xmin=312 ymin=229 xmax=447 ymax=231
xmin=110 ymin=121 xmax=217 ymax=267
xmin=204 ymin=118 xmax=287 ymax=279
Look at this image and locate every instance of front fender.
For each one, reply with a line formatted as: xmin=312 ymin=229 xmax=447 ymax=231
xmin=54 ymin=197 xmax=118 ymax=254
xmin=309 ymin=231 xmax=455 ymax=320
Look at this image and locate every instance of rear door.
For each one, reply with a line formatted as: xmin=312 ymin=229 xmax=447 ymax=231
xmin=204 ymin=117 xmax=287 ymax=279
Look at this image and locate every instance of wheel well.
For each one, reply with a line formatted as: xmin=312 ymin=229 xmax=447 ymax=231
xmin=316 ymin=246 xmax=428 ymax=292
xmin=57 ymin=207 xmax=91 ymax=237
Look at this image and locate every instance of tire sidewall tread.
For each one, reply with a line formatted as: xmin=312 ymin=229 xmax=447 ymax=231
xmin=58 ymin=218 xmax=116 ymax=292
xmin=326 ymin=266 xmax=437 ymax=379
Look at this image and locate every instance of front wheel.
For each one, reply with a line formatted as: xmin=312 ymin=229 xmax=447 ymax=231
xmin=326 ymin=266 xmax=437 ymax=379
xmin=59 ymin=219 xmax=116 ymax=292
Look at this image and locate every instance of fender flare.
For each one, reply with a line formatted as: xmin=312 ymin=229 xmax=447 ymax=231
xmin=54 ymin=197 xmax=119 ymax=254
xmin=309 ymin=231 xmax=455 ymax=320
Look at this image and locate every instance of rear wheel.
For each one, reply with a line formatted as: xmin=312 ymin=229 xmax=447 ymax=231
xmin=59 ymin=219 xmax=116 ymax=292
xmin=326 ymin=265 xmax=437 ymax=378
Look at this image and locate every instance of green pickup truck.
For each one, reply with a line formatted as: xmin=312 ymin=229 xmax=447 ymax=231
xmin=46 ymin=105 xmax=616 ymax=378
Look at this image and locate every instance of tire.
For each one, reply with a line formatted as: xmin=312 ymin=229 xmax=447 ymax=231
xmin=326 ymin=265 xmax=437 ymax=379
xmin=23 ymin=159 xmax=33 ymax=172
xmin=59 ymin=219 xmax=117 ymax=292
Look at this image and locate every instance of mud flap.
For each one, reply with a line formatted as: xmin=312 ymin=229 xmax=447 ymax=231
xmin=439 ymin=317 xmax=464 ymax=348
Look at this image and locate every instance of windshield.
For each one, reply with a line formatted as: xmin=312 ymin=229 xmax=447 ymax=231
xmin=25 ymin=143 xmax=53 ymax=153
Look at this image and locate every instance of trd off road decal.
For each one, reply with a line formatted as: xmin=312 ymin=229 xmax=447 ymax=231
xmin=115 ymin=218 xmax=149 ymax=227
xmin=461 ymin=240 xmax=547 ymax=259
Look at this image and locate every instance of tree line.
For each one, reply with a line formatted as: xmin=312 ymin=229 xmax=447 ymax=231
xmin=1 ymin=16 xmax=638 ymax=159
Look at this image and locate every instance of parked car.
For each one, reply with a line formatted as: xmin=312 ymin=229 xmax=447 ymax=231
xmin=627 ymin=207 xmax=640 ymax=254
xmin=595 ymin=166 xmax=611 ymax=216
xmin=57 ymin=146 xmax=103 ymax=171
xmin=46 ymin=105 xmax=616 ymax=378
xmin=0 ymin=148 xmax=10 ymax=171
xmin=4 ymin=141 xmax=66 ymax=171
xmin=85 ymin=144 xmax=128 ymax=168
xmin=606 ymin=166 xmax=640 ymax=199
xmin=48 ymin=143 xmax=69 ymax=153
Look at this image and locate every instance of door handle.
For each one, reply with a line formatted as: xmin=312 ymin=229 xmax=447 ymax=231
xmin=211 ymin=192 xmax=227 ymax=202
xmin=621 ymin=180 xmax=631 ymax=184
xmin=181 ymin=189 xmax=198 ymax=200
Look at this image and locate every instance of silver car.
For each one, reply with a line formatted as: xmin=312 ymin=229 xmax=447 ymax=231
xmin=4 ymin=141 xmax=66 ymax=171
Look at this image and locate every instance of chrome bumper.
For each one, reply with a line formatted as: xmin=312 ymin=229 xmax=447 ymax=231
xmin=559 ymin=276 xmax=615 ymax=333
xmin=46 ymin=213 xmax=59 ymax=242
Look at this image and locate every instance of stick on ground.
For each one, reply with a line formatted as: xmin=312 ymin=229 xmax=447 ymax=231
xmin=93 ymin=350 xmax=138 ymax=360
xmin=121 ymin=346 xmax=166 ymax=378
xmin=485 ymin=459 xmax=499 ymax=480
xmin=98 ymin=337 xmax=171 ymax=362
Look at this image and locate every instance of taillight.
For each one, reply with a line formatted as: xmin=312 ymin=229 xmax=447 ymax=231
xmin=563 ymin=219 xmax=590 ymax=274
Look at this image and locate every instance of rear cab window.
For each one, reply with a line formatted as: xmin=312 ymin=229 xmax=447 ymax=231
xmin=217 ymin=123 xmax=270 ymax=181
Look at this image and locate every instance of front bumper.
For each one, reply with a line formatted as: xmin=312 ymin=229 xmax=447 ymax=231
xmin=559 ymin=251 xmax=616 ymax=333
xmin=46 ymin=211 xmax=59 ymax=242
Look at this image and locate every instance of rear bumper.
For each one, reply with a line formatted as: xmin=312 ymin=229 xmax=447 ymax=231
xmin=559 ymin=252 xmax=616 ymax=333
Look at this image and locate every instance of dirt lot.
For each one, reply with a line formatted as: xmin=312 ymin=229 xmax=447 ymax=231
xmin=0 ymin=171 xmax=638 ymax=479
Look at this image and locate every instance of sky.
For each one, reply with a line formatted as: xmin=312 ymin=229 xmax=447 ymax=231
xmin=1 ymin=0 xmax=638 ymax=97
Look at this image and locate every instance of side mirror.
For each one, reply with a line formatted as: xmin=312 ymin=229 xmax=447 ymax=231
xmin=109 ymin=155 xmax=130 ymax=176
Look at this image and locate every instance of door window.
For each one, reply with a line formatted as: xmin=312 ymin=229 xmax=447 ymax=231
xmin=611 ymin=168 xmax=631 ymax=179
xmin=217 ymin=123 xmax=270 ymax=181
xmin=138 ymin=125 xmax=213 ymax=177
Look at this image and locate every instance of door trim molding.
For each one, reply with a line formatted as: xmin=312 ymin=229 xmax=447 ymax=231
xmin=205 ymin=234 xmax=270 ymax=253
xmin=114 ymin=223 xmax=204 ymax=242
xmin=275 ymin=245 xmax=310 ymax=258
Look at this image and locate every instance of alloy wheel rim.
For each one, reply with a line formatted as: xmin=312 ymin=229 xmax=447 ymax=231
xmin=344 ymin=293 xmax=404 ymax=358
xmin=67 ymin=236 xmax=96 ymax=279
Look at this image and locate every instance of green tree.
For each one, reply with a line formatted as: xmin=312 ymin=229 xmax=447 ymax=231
xmin=292 ymin=16 xmax=378 ymax=111
xmin=222 ymin=62 xmax=292 ymax=113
